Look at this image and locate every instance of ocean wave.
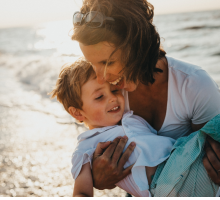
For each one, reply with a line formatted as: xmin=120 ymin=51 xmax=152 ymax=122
xmin=0 ymin=10 xmax=219 ymax=102
xmin=177 ymin=45 xmax=192 ymax=51
xmin=182 ymin=25 xmax=220 ymax=30
xmin=212 ymin=52 xmax=220 ymax=56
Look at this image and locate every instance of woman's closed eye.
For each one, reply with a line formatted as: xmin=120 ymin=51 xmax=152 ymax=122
xmin=101 ymin=61 xmax=114 ymax=66
xmin=112 ymin=89 xmax=119 ymax=93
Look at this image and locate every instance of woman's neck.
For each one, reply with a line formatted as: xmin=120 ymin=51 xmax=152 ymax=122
xmin=154 ymin=57 xmax=168 ymax=85
xmin=127 ymin=57 xmax=169 ymax=130
xmin=133 ymin=57 xmax=168 ymax=96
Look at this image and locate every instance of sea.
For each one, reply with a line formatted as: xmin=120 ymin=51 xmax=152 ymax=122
xmin=0 ymin=9 xmax=220 ymax=197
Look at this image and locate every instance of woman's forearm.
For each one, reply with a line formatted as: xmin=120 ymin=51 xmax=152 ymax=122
xmin=191 ymin=121 xmax=220 ymax=185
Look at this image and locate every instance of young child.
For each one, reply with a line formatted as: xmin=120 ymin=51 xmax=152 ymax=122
xmin=50 ymin=58 xmax=219 ymax=197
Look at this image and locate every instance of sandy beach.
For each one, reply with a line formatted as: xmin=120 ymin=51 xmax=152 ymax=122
xmin=0 ymin=109 xmax=126 ymax=197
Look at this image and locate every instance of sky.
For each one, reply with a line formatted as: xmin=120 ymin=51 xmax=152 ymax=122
xmin=0 ymin=0 xmax=220 ymax=28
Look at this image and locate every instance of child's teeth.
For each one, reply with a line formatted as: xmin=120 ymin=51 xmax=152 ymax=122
xmin=111 ymin=106 xmax=118 ymax=111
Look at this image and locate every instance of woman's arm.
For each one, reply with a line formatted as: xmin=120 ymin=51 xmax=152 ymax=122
xmin=186 ymin=68 xmax=220 ymax=186
xmin=92 ymin=136 xmax=136 ymax=190
xmin=73 ymin=163 xmax=93 ymax=197
xmin=192 ymin=122 xmax=220 ymax=185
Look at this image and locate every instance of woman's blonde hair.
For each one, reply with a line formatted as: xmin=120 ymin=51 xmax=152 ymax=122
xmin=49 ymin=57 xmax=95 ymax=113
xmin=72 ymin=0 xmax=166 ymax=85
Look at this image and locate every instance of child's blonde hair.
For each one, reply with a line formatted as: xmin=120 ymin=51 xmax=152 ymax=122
xmin=50 ymin=57 xmax=95 ymax=113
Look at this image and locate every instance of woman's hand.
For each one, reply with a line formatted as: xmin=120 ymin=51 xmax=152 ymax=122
xmin=92 ymin=136 xmax=136 ymax=190
xmin=203 ymin=136 xmax=220 ymax=185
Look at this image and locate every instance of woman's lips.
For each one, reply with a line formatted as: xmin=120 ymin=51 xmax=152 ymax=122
xmin=109 ymin=76 xmax=123 ymax=85
xmin=115 ymin=77 xmax=124 ymax=89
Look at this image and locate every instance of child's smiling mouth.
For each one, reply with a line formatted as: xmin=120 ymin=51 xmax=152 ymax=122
xmin=108 ymin=106 xmax=120 ymax=112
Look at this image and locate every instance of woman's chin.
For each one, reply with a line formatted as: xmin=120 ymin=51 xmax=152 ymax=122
xmin=123 ymin=81 xmax=138 ymax=92
xmin=113 ymin=77 xmax=138 ymax=92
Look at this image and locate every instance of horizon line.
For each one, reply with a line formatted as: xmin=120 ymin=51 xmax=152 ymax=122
xmin=0 ymin=8 xmax=219 ymax=30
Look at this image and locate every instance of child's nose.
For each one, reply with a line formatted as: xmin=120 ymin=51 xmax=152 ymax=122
xmin=109 ymin=94 xmax=117 ymax=103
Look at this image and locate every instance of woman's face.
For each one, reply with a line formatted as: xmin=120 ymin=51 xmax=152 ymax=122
xmin=79 ymin=41 xmax=138 ymax=92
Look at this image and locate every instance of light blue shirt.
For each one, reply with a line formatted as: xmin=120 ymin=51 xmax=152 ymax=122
xmin=71 ymin=111 xmax=175 ymax=196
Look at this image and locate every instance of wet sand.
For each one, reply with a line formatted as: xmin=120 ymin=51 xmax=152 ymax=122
xmin=0 ymin=107 xmax=126 ymax=197
xmin=0 ymin=66 xmax=126 ymax=197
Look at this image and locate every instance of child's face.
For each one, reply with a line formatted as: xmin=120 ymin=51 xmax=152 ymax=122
xmin=80 ymin=75 xmax=125 ymax=129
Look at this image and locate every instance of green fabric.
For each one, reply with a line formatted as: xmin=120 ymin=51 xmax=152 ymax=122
xmin=150 ymin=114 xmax=220 ymax=197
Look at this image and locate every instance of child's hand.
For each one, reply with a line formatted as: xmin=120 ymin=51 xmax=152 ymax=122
xmin=92 ymin=136 xmax=136 ymax=190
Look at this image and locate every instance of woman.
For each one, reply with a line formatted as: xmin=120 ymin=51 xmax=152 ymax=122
xmin=71 ymin=0 xmax=220 ymax=193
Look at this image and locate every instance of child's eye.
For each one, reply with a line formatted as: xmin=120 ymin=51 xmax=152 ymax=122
xmin=112 ymin=90 xmax=118 ymax=93
xmin=95 ymin=95 xmax=103 ymax=100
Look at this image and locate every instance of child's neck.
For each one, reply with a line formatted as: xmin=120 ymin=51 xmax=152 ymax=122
xmin=88 ymin=120 xmax=122 ymax=130
xmin=117 ymin=120 xmax=122 ymax=125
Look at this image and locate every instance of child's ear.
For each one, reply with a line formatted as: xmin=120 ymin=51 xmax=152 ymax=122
xmin=68 ymin=107 xmax=85 ymax=122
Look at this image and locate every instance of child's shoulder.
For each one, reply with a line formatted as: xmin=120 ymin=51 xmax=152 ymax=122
xmin=71 ymin=148 xmax=95 ymax=180
xmin=122 ymin=111 xmax=157 ymax=134
xmin=75 ymin=125 xmax=123 ymax=150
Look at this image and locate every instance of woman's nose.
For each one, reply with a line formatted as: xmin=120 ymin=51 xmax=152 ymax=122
xmin=96 ymin=74 xmax=105 ymax=84
xmin=93 ymin=66 xmax=105 ymax=84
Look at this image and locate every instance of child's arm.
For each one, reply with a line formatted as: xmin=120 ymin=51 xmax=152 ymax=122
xmin=73 ymin=162 xmax=93 ymax=197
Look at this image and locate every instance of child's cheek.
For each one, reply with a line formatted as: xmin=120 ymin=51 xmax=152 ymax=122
xmin=92 ymin=109 xmax=106 ymax=122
